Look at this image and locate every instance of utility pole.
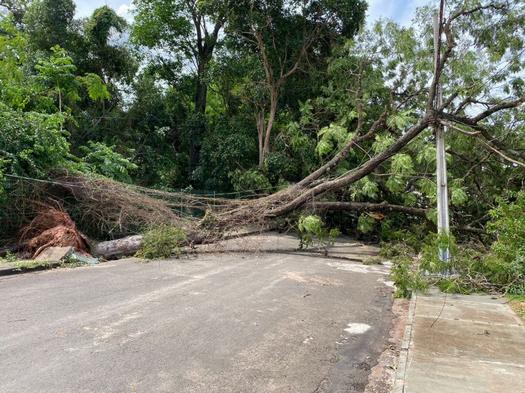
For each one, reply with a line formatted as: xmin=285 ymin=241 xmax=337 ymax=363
xmin=433 ymin=2 xmax=451 ymax=263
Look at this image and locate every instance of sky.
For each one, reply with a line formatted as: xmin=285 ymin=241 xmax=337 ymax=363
xmin=75 ymin=0 xmax=433 ymax=26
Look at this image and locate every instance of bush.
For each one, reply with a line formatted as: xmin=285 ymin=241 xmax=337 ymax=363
xmin=391 ymin=256 xmax=428 ymax=298
xmin=297 ymin=214 xmax=340 ymax=255
xmin=136 ymin=225 xmax=187 ymax=259
xmin=79 ymin=141 xmax=138 ymax=183
xmin=0 ymin=104 xmax=70 ymax=179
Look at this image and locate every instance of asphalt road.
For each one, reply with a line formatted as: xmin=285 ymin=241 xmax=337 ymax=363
xmin=0 ymin=250 xmax=394 ymax=393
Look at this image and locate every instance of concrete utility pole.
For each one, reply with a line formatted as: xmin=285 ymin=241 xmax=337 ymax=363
xmin=433 ymin=3 xmax=451 ymax=263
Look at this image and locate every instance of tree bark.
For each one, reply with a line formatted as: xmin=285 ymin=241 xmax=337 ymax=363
xmin=311 ymin=201 xmax=428 ymax=217
xmin=194 ymin=57 xmax=210 ymax=115
xmin=94 ymin=235 xmax=143 ymax=259
xmin=259 ymin=88 xmax=278 ymax=167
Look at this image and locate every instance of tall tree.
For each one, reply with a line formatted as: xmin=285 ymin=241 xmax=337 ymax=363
xmin=227 ymin=0 xmax=367 ymax=167
xmin=0 ymin=0 xmax=28 ymax=25
xmin=82 ymin=6 xmax=136 ymax=84
xmin=133 ymin=0 xmax=227 ymax=172
xmin=23 ymin=0 xmax=77 ymax=51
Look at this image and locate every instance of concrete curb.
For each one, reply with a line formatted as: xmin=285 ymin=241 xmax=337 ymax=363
xmin=0 ymin=261 xmax=63 ymax=277
xmin=392 ymin=292 xmax=417 ymax=393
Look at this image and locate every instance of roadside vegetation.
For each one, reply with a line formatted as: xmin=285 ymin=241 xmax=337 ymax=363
xmin=508 ymin=295 xmax=525 ymax=321
xmin=136 ymin=225 xmax=187 ymax=260
xmin=383 ymin=192 xmax=525 ymax=297
xmin=0 ymin=0 xmax=524 ymax=298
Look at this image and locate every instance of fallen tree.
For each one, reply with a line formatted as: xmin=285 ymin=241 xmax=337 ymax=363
xmin=3 ymin=0 xmax=524 ymax=258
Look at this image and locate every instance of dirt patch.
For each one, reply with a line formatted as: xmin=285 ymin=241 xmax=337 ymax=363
xmin=364 ymin=298 xmax=409 ymax=393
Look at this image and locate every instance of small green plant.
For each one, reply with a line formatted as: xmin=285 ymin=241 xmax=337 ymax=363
xmin=200 ymin=209 xmax=218 ymax=228
xmin=136 ymin=225 xmax=187 ymax=259
xmin=297 ymin=215 xmax=340 ymax=255
xmin=0 ymin=251 xmax=18 ymax=264
xmin=390 ymin=257 xmax=422 ymax=298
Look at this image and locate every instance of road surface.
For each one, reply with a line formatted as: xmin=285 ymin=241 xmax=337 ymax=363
xmin=0 ymin=248 xmax=394 ymax=393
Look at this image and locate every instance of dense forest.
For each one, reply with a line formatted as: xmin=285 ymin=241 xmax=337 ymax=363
xmin=0 ymin=0 xmax=524 ymax=294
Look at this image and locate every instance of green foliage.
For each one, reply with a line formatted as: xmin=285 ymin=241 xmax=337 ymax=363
xmin=24 ymin=0 xmax=77 ymax=51
xmin=390 ymin=154 xmax=414 ymax=175
xmin=350 ymin=177 xmax=379 ymax=200
xmin=391 ymin=256 xmax=428 ymax=298
xmin=488 ymin=192 xmax=525 ymax=264
xmin=77 ymin=73 xmax=110 ymax=101
xmin=316 ymin=124 xmax=353 ymax=158
xmin=136 ymin=225 xmax=187 ymax=259
xmin=372 ymin=134 xmax=395 ymax=154
xmin=84 ymin=6 xmax=126 ymax=47
xmin=0 ymin=103 xmax=69 ymax=178
xmin=357 ymin=214 xmax=376 ymax=234
xmin=386 ymin=202 xmax=525 ymax=297
xmin=230 ymin=169 xmax=272 ymax=194
xmin=486 ymin=192 xmax=525 ymax=293
xmin=386 ymin=110 xmax=414 ymax=130
xmin=198 ymin=115 xmax=258 ymax=190
xmin=79 ymin=142 xmax=138 ymax=183
xmin=35 ymin=45 xmax=80 ymax=110
xmin=0 ymin=251 xmax=18 ymax=264
xmin=297 ymin=215 xmax=341 ymax=254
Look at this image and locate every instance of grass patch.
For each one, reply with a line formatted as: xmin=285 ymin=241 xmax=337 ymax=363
xmin=1 ymin=252 xmax=90 ymax=272
xmin=362 ymin=256 xmax=384 ymax=265
xmin=14 ymin=259 xmax=55 ymax=270
xmin=0 ymin=259 xmax=57 ymax=271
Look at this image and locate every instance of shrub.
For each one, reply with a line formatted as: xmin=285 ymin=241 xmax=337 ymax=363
xmin=0 ymin=104 xmax=69 ymax=179
xmin=79 ymin=141 xmax=138 ymax=183
xmin=391 ymin=256 xmax=428 ymax=298
xmin=136 ymin=225 xmax=187 ymax=259
xmin=297 ymin=214 xmax=340 ymax=255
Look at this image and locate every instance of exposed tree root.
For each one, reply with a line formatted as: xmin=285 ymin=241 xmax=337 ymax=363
xmin=18 ymin=207 xmax=89 ymax=258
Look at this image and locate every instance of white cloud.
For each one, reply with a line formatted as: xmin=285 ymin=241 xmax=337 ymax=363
xmin=366 ymin=0 xmax=433 ymax=27
xmin=116 ymin=3 xmax=135 ymax=21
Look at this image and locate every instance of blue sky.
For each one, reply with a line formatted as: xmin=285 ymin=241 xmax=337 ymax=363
xmin=75 ymin=0 xmax=432 ymax=26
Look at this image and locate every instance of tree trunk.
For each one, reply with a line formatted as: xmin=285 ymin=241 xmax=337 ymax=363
xmin=94 ymin=235 xmax=143 ymax=259
xmin=189 ymin=56 xmax=210 ymax=174
xmin=194 ymin=66 xmax=208 ymax=115
xmin=257 ymin=111 xmax=265 ymax=168
xmin=311 ymin=201 xmax=428 ymax=217
xmin=257 ymin=87 xmax=279 ymax=168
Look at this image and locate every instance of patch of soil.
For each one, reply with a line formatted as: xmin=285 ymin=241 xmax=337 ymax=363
xmin=364 ymin=298 xmax=409 ymax=393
